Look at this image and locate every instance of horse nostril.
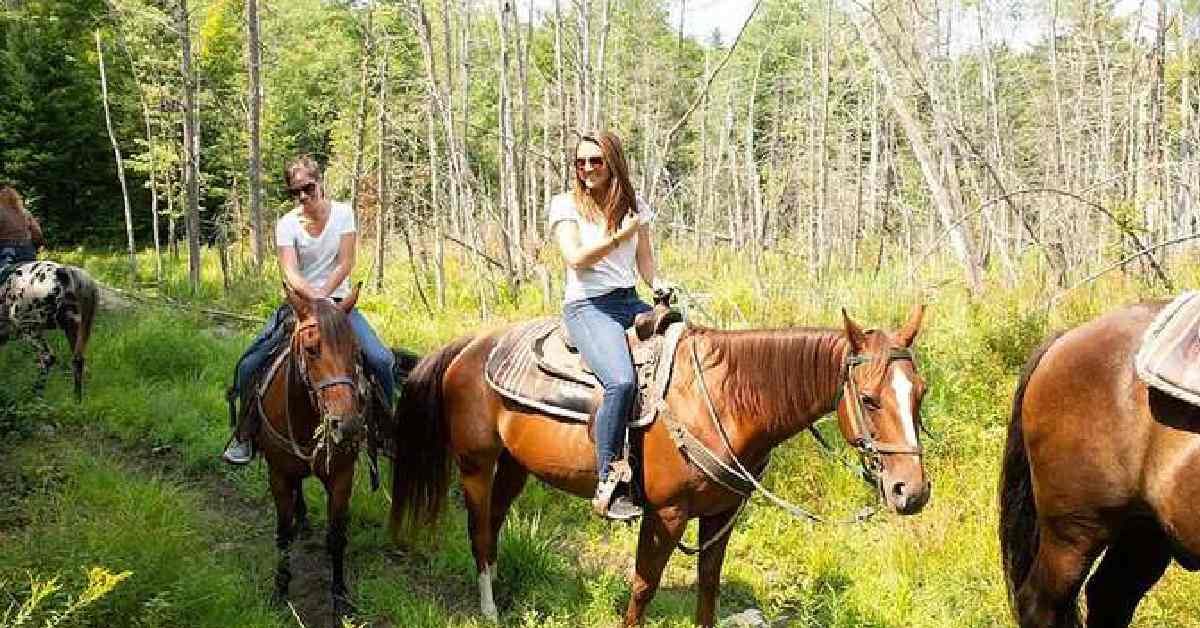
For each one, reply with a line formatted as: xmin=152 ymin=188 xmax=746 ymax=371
xmin=891 ymin=481 xmax=907 ymax=498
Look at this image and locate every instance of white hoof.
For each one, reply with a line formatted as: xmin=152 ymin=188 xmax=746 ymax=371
xmin=479 ymin=565 xmax=498 ymax=622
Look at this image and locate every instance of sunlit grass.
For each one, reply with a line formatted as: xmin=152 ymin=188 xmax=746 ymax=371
xmin=5 ymin=240 xmax=1200 ymax=626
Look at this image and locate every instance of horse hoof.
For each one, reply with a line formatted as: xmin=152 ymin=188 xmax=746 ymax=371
xmin=332 ymin=594 xmax=356 ymax=618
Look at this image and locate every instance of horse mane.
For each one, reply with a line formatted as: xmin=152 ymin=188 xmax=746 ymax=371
xmin=688 ymin=326 xmax=851 ymax=430
xmin=311 ymin=299 xmax=359 ymax=357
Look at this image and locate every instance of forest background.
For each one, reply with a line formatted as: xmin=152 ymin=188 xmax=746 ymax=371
xmin=2 ymin=0 xmax=1200 ymax=626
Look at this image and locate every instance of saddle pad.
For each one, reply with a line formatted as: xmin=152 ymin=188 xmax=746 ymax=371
xmin=1136 ymin=292 xmax=1200 ymax=406
xmin=485 ymin=318 xmax=680 ymax=427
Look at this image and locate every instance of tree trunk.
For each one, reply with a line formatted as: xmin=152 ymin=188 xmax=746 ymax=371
xmin=179 ymin=0 xmax=201 ymax=292
xmin=375 ymin=46 xmax=388 ymax=292
xmin=246 ymin=0 xmax=264 ymax=269
xmin=96 ymin=29 xmax=137 ymax=284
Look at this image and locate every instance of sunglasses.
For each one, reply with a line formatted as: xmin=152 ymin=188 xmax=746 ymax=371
xmin=288 ymin=182 xmax=318 ymax=198
xmin=574 ymin=156 xmax=605 ymax=170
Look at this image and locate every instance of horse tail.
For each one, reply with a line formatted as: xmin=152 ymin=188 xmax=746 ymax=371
xmin=55 ymin=265 xmax=98 ymax=403
xmin=999 ymin=330 xmax=1064 ymax=620
xmin=389 ymin=335 xmax=473 ymax=542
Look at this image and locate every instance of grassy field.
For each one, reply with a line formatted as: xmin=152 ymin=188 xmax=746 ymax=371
xmin=3 ymin=242 xmax=1200 ymax=627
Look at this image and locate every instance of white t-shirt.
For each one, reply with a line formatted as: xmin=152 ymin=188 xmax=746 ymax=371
xmin=547 ymin=192 xmax=654 ymax=303
xmin=276 ymin=201 xmax=356 ymax=299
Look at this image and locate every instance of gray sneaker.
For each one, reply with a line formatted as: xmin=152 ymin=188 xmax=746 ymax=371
xmin=221 ymin=438 xmax=253 ymax=465
xmin=604 ymin=495 xmax=643 ymax=521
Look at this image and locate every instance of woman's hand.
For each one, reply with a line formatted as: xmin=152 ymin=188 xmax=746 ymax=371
xmin=613 ymin=213 xmax=643 ymax=242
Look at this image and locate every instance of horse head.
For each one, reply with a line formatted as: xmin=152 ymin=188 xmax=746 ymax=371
xmin=284 ymin=283 xmax=365 ymax=444
xmin=836 ymin=304 xmax=930 ymax=515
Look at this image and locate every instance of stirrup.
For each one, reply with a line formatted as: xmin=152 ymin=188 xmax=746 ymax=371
xmin=592 ymin=459 xmax=634 ymax=518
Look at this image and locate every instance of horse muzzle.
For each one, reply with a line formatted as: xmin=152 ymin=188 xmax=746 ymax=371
xmin=883 ymin=477 xmax=931 ymax=515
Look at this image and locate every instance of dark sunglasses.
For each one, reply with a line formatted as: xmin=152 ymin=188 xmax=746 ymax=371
xmin=288 ymin=182 xmax=318 ymax=198
xmin=574 ymin=156 xmax=605 ymax=169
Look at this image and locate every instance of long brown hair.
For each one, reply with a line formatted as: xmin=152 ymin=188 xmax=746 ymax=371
xmin=572 ymin=130 xmax=637 ymax=234
xmin=0 ymin=186 xmax=25 ymax=214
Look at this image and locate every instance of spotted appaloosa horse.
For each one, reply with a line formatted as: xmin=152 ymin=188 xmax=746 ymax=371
xmin=0 ymin=260 xmax=98 ymax=400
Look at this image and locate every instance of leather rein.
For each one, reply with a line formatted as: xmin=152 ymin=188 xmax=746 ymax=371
xmin=260 ymin=319 xmax=365 ymax=471
xmin=670 ymin=339 xmax=920 ymax=554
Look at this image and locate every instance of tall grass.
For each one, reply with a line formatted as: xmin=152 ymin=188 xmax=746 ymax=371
xmin=3 ymin=241 xmax=1198 ymax=626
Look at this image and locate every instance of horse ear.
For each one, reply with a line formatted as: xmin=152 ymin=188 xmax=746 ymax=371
xmin=842 ymin=308 xmax=867 ymax=353
xmin=339 ymin=282 xmax=362 ymax=313
xmin=283 ymin=282 xmax=310 ymax=319
xmin=896 ymin=303 xmax=926 ymax=348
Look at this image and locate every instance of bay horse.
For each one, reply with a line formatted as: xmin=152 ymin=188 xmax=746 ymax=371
xmin=1001 ymin=301 xmax=1200 ymax=628
xmin=256 ymin=284 xmax=372 ymax=619
xmin=390 ymin=305 xmax=930 ymax=626
xmin=0 ymin=260 xmax=98 ymax=400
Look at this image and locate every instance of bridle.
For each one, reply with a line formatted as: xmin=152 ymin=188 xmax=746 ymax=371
xmin=272 ymin=318 xmax=365 ymax=470
xmin=838 ymin=346 xmax=924 ymax=484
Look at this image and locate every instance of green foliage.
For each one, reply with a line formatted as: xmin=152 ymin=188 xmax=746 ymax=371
xmin=1 ymin=566 xmax=131 ymax=628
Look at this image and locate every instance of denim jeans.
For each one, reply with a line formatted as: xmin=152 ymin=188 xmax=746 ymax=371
xmin=0 ymin=243 xmax=36 ymax=267
xmin=562 ymin=286 xmax=652 ymax=481
xmin=233 ymin=303 xmax=396 ymax=407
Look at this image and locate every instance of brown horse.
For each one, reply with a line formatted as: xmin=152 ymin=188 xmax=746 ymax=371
xmin=390 ymin=305 xmax=930 ymax=626
xmin=1000 ymin=301 xmax=1200 ymax=628
xmin=256 ymin=284 xmax=370 ymax=618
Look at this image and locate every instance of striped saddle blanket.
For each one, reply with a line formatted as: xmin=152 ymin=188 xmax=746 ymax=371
xmin=1136 ymin=292 xmax=1200 ymax=406
xmin=484 ymin=318 xmax=687 ymax=428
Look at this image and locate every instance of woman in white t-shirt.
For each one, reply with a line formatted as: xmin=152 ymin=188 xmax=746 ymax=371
xmin=549 ymin=130 xmax=667 ymax=520
xmin=222 ymin=156 xmax=395 ymax=464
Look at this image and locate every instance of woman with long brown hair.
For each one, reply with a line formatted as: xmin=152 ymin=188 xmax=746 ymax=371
xmin=549 ymin=130 xmax=666 ymax=520
xmin=0 ymin=186 xmax=44 ymax=267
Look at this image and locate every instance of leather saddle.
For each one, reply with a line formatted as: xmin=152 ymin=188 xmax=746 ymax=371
xmin=1136 ymin=292 xmax=1200 ymax=406
xmin=485 ymin=304 xmax=685 ymax=428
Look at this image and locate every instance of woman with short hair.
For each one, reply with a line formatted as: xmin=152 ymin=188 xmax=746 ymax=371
xmin=222 ymin=156 xmax=395 ymax=464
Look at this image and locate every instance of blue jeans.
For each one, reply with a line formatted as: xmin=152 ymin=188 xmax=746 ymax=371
xmin=0 ymin=243 xmax=36 ymax=266
xmin=562 ymin=286 xmax=652 ymax=481
xmin=233 ymin=304 xmax=396 ymax=406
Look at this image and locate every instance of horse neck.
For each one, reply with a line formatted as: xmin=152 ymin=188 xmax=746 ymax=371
xmin=696 ymin=327 xmax=849 ymax=454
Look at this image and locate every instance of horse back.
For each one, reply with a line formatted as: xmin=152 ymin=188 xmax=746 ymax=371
xmin=1021 ymin=300 xmax=1200 ymax=521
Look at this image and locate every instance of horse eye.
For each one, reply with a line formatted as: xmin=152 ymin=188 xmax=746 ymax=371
xmin=861 ymin=395 xmax=880 ymax=411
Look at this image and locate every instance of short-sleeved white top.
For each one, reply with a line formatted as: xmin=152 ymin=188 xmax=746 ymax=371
xmin=275 ymin=201 xmax=356 ymax=299
xmin=547 ymin=192 xmax=654 ymax=303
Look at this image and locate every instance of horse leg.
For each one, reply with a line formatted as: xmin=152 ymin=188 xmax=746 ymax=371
xmin=58 ymin=313 xmax=84 ymax=402
xmin=695 ymin=507 xmax=740 ymax=628
xmin=486 ymin=451 xmax=529 ymax=586
xmin=623 ymin=506 xmax=688 ymax=627
xmin=267 ymin=469 xmax=299 ymax=606
xmin=28 ymin=333 xmax=54 ymax=396
xmin=1016 ymin=524 xmax=1104 ymax=628
xmin=461 ymin=454 xmax=500 ymax=621
xmin=1083 ymin=521 xmax=1171 ymax=628
xmin=294 ymin=482 xmax=311 ymax=537
xmin=323 ymin=465 xmax=356 ymax=618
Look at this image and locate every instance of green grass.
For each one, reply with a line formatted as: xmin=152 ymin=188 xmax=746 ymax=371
xmin=4 ymin=242 xmax=1200 ymax=626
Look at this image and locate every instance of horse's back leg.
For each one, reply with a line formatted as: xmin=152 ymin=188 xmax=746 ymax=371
xmin=321 ymin=463 xmax=356 ymax=618
xmin=27 ymin=333 xmax=54 ymax=396
xmin=267 ymin=468 xmax=300 ymax=606
xmin=461 ymin=451 xmax=501 ymax=621
xmin=57 ymin=309 xmax=85 ymax=402
xmin=695 ymin=506 xmax=740 ymax=628
xmin=294 ymin=481 xmax=311 ymax=537
xmin=1017 ymin=522 xmax=1105 ymax=628
xmin=486 ymin=450 xmax=529 ymax=584
xmin=1084 ymin=520 xmax=1171 ymax=628
xmin=624 ymin=505 xmax=688 ymax=627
